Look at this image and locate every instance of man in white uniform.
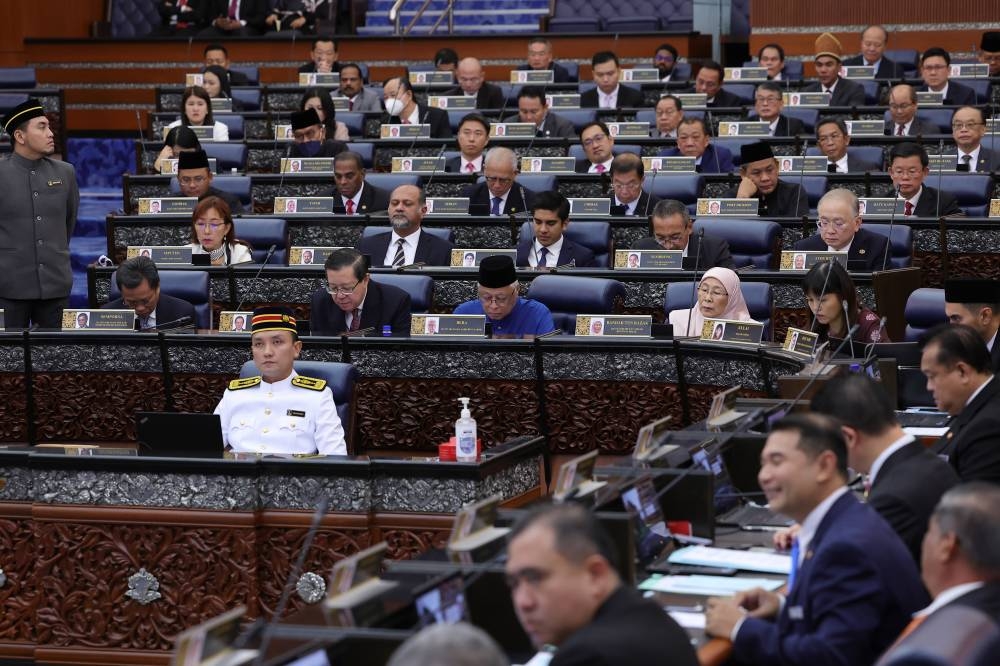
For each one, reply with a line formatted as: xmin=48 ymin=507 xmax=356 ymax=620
xmin=214 ymin=305 xmax=347 ymax=455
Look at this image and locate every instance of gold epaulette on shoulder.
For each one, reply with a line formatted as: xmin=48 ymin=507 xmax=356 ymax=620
xmin=229 ymin=376 xmax=261 ymax=390
xmin=291 ymin=375 xmax=327 ymax=391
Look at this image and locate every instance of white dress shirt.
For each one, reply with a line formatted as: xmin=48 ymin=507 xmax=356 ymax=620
xmin=528 ymin=237 xmax=563 ymax=268
xmin=588 ymin=158 xmax=613 ymax=174
xmin=598 ymin=85 xmax=620 ymax=109
xmin=958 ymin=145 xmax=981 ymax=171
xmin=915 ymin=581 xmax=985 ymax=618
xmin=461 ymin=155 xmax=484 ymax=173
xmin=382 ymin=228 xmax=422 ymax=266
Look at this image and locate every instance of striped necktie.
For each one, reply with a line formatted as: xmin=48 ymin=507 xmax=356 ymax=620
xmin=392 ymin=238 xmax=406 ymax=267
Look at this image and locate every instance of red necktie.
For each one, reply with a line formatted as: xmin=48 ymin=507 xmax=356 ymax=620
xmin=595 ymin=164 xmax=606 ymax=174
xmin=465 ymin=162 xmax=475 ymax=172
xmin=349 ymin=308 xmax=361 ymax=331
xmin=896 ymin=124 xmax=905 ymax=136
xmin=348 ymin=99 xmax=354 ymax=111
xmin=177 ymin=0 xmax=189 ymax=27
xmin=228 ymin=0 xmax=238 ymax=19
xmin=345 ymin=199 xmax=354 ymax=215
xmin=904 ymin=201 xmax=914 ymax=216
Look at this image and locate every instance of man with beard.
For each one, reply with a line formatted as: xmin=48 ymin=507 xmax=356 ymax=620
xmin=356 ymin=185 xmax=453 ymax=267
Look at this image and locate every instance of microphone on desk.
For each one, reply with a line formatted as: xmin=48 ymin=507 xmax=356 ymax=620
xmin=880 ymin=185 xmax=902 ymax=272
xmin=841 ymin=299 xmax=857 ymax=358
xmin=396 ymin=261 xmax=426 ymax=272
xmin=788 ymin=323 xmax=862 ymax=406
xmin=684 ymin=228 xmax=706 ymax=337
xmin=808 ymin=260 xmax=834 ymax=332
xmin=233 ymin=244 xmax=277 ymax=313
xmin=148 ymin=315 xmax=195 ymax=332
xmin=860 ymin=316 xmax=888 ymax=368
xmin=642 ymin=167 xmax=659 ymax=219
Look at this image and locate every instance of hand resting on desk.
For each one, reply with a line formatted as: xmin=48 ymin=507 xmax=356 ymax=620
xmin=704 ymin=588 xmax=782 ymax=638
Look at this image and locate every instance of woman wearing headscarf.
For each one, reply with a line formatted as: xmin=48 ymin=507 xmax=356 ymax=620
xmin=668 ymin=267 xmax=754 ymax=336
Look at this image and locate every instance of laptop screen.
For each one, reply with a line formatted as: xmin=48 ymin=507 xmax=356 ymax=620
xmin=689 ymin=440 xmax=739 ymax=513
xmin=415 ymin=574 xmax=466 ymax=627
xmin=620 ymin=476 xmax=672 ymax=563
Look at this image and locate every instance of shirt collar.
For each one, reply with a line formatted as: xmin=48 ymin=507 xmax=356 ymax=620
xmin=262 ymin=370 xmax=297 ymax=388
xmin=916 ymin=581 xmax=986 ymax=617
xmin=869 ymin=432 xmax=916 ymax=485
xmin=533 ymin=236 xmax=564 ymax=263
xmin=796 ymin=486 xmax=849 ymax=564
xmin=965 ymin=375 xmax=993 ymax=408
xmin=390 ymin=227 xmax=421 ymax=246
xmin=827 ymin=235 xmax=855 ymax=254
xmin=988 ymin=329 xmax=998 ymax=352
xmin=833 ymin=154 xmax=850 ymax=172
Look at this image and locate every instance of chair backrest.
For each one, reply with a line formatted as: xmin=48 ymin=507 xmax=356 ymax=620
xmin=783 ymin=107 xmax=819 ymax=133
xmin=519 ymin=221 xmax=612 ymax=268
xmin=664 ymin=280 xmax=774 ymax=340
xmin=209 ymin=175 xmax=252 ymax=206
xmin=239 ymin=360 xmax=359 ymax=450
xmin=337 ymin=111 xmax=366 ymax=137
xmin=957 ymin=78 xmax=991 ymax=105
xmin=109 ymin=268 xmax=212 ymax=329
xmin=202 ymin=143 xmax=248 ymax=172
xmin=877 ymin=604 xmax=1000 ymax=666
xmin=857 ymin=79 xmax=881 ymax=105
xmin=236 ymin=217 xmax=289 ymax=264
xmin=885 ymin=48 xmax=919 ymax=74
xmin=914 ymin=108 xmax=955 ymax=134
xmin=567 ymin=143 xmax=644 ymax=162
xmin=643 ymin=173 xmax=704 ymax=207
xmin=345 ymin=142 xmax=374 ymax=168
xmin=0 ymin=93 xmax=29 ymax=113
xmin=603 ymin=16 xmax=663 ymax=32
xmin=365 ymin=173 xmax=421 ymax=194
xmin=525 ymin=274 xmax=626 ymax=334
xmin=513 ymin=174 xmax=556 ymax=194
xmin=215 ymin=115 xmax=244 ymax=140
xmin=929 ymin=174 xmax=993 ymax=216
xmin=714 ymin=137 xmax=762 ymax=166
xmin=0 ymin=68 xmax=35 ymax=89
xmin=722 ymin=83 xmax=755 ymax=105
xmin=671 ymin=62 xmax=692 ymax=81
xmin=864 ymin=223 xmax=913 ymax=268
xmin=556 ymin=108 xmax=599 ymax=133
xmin=548 ymin=17 xmax=601 ymax=33
xmin=369 ymin=273 xmax=434 ymax=313
xmin=806 ymin=144 xmax=885 ymax=171
xmin=361 ymin=225 xmax=455 ymax=244
xmin=773 ymin=174 xmax=828 ymax=212
xmin=903 ymin=287 xmax=945 ymax=341
xmin=230 ymin=88 xmax=261 ymax=111
xmin=692 ymin=218 xmax=782 ymax=269
xmin=229 ymin=65 xmax=259 ymax=86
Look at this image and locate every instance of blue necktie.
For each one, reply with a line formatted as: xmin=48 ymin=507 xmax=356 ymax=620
xmin=537 ymin=246 xmax=549 ymax=267
xmin=490 ymin=196 xmax=501 ymax=216
xmin=787 ymin=537 xmax=800 ymax=591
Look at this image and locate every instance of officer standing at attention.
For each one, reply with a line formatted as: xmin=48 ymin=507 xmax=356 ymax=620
xmin=214 ymin=306 xmax=347 ymax=455
xmin=0 ymin=99 xmax=79 ymax=329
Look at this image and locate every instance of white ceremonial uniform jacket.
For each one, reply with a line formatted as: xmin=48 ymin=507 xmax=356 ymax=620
xmin=214 ymin=371 xmax=347 ymax=455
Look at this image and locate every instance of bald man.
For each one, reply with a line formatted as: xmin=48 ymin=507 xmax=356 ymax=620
xmin=792 ymin=188 xmax=890 ymax=270
xmin=884 ymin=84 xmax=939 ymax=137
xmin=445 ymin=57 xmax=504 ymax=109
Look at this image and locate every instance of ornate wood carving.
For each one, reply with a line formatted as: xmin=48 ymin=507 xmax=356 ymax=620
xmin=32 ymin=374 xmax=165 ymax=442
xmin=0 ymin=514 xmax=37 ymax=645
xmin=916 ymin=252 xmax=1000 ymax=288
xmin=353 ymin=379 xmax=540 ymax=452
xmin=170 ymin=374 xmax=230 ymax=414
xmin=373 ymin=513 xmax=455 ymax=561
xmin=0 ymin=375 xmax=28 ymax=443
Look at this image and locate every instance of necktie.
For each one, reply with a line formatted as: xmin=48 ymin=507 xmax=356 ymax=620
xmin=345 ymin=199 xmax=354 ymax=215
xmin=595 ymin=164 xmax=606 ymax=174
xmin=962 ymin=154 xmax=973 ymax=169
xmin=490 ymin=196 xmax=501 ymax=215
xmin=904 ymin=201 xmax=914 ymax=217
xmin=897 ymin=124 xmax=905 ymax=136
xmin=392 ymin=238 xmax=406 ymax=267
xmin=228 ymin=0 xmax=238 ymax=19
xmin=465 ymin=162 xmax=475 ymax=173
xmin=787 ymin=537 xmax=800 ymax=591
xmin=824 ymin=88 xmax=831 ymax=94
xmin=348 ymin=98 xmax=354 ymax=111
xmin=891 ymin=615 xmax=927 ymax=648
xmin=140 ymin=316 xmax=152 ymax=330
xmin=349 ymin=308 xmax=361 ymax=331
xmin=537 ymin=246 xmax=549 ymax=267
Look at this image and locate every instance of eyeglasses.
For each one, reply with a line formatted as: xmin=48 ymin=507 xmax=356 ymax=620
xmin=755 ymin=96 xmax=781 ymax=104
xmin=325 ymin=280 xmax=362 ymax=296
xmin=922 ymin=64 xmax=948 ymax=71
xmin=179 ymin=176 xmax=208 ymax=185
xmin=612 ymin=181 xmax=641 ymax=192
xmin=817 ymin=132 xmax=844 ymax=142
xmin=484 ymin=175 xmax=513 ymax=185
xmin=581 ymin=135 xmax=608 ymax=147
xmin=655 ymin=54 xmax=675 ymax=63
xmin=479 ymin=290 xmax=515 ymax=306
xmin=817 ymin=218 xmax=850 ymax=230
xmin=195 ymin=221 xmax=226 ymax=231
xmin=655 ymin=233 xmax=686 ymax=245
xmin=123 ymin=294 xmax=156 ymax=308
xmin=697 ymin=286 xmax=728 ymax=298
xmin=891 ymin=168 xmax=922 ymax=178
xmin=952 ymin=122 xmax=983 ymax=130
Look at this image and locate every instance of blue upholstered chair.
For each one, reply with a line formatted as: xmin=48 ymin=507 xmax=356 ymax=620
xmin=109 ymin=269 xmax=212 ymax=329
xmin=202 ymin=143 xmax=248 ymax=172
xmin=558 ymin=109 xmax=599 ymax=133
xmin=365 ymin=173 xmax=421 ymax=193
xmin=230 ymin=88 xmax=261 ymax=111
xmin=643 ymin=174 xmax=704 ymax=210
xmin=877 ymin=604 xmax=1000 ymax=666
xmin=169 ymin=175 xmax=252 ymax=208
xmin=903 ymin=288 xmax=945 ymax=341
xmin=0 ymin=93 xmax=29 ymax=113
xmin=513 ymin=174 xmax=557 ymax=194
xmin=215 ymin=114 xmax=244 ymax=140
xmin=229 ymin=66 xmax=259 ymax=86
xmin=0 ymin=67 xmax=36 ymax=89
xmin=928 ymin=174 xmax=993 ymax=216
xmin=518 ymin=221 xmax=612 ymax=268
xmin=692 ymin=218 xmax=782 ymax=269
xmin=773 ymin=175 xmax=827 ymax=213
xmin=235 ymin=218 xmax=288 ymax=264
xmin=857 ymin=79 xmax=881 ymax=105
xmin=664 ymin=280 xmax=774 ymax=340
xmin=337 ymin=112 xmax=366 ymax=138
xmin=239 ymin=360 xmax=359 ymax=452
xmin=885 ymin=49 xmax=919 ymax=76
xmin=864 ymin=223 xmax=913 ymax=269
xmin=721 ymin=84 xmax=754 ymax=106
xmin=369 ymin=274 xmax=434 ymax=312
xmin=525 ymin=274 xmax=626 ymax=334
xmin=345 ymin=142 xmax=374 ymax=168
xmin=361 ymin=225 xmax=455 ymax=244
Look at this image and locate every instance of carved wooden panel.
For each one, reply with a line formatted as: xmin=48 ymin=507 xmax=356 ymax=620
xmin=0 ymin=374 xmax=28 ymax=443
xmin=373 ymin=514 xmax=454 ymax=562
xmin=33 ymin=373 xmax=166 ymax=442
xmin=354 ymin=379 xmax=540 ymax=453
xmin=916 ymin=252 xmax=1000 ymax=288
xmin=774 ymin=308 xmax=811 ymax=348
xmin=171 ymin=374 xmax=230 ymax=414
xmin=684 ymin=385 xmax=767 ymax=424
xmin=544 ymin=381 xmax=683 ymax=455
xmin=33 ymin=521 xmax=256 ymax=651
xmin=0 ymin=514 xmax=37 ymax=645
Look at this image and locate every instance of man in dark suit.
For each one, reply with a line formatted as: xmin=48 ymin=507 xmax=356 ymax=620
xmin=574 ymin=121 xmax=615 ymax=174
xmin=505 ymin=86 xmax=577 ymax=139
xmin=309 ymin=248 xmax=411 ymax=336
xmin=325 ymin=151 xmax=390 ymax=216
xmin=944 ymin=278 xmax=1000 ymax=374
xmin=155 ymin=0 xmax=208 ymax=36
xmin=657 ymin=117 xmax=735 ymax=173
xmin=842 ymin=25 xmax=906 ymax=79
xmin=203 ymin=44 xmax=249 ymax=86
xmin=923 ymin=324 xmax=1000 ymax=483
xmin=816 ymin=118 xmax=883 ymax=173
xmin=380 ymin=76 xmax=453 ymax=139
xmin=444 ymin=57 xmax=504 ymax=109
xmin=919 ymin=47 xmax=978 ymax=106
xmin=705 ymin=413 xmax=929 ymax=665
xmin=877 ymin=483 xmax=1000 ymax=663
xmin=580 ymin=51 xmax=645 ymax=109
xmin=729 ymin=141 xmax=809 ymax=217
xmin=356 ymin=185 xmax=453 ymax=267
xmin=103 ymin=256 xmax=196 ymax=331
xmin=631 ymin=199 xmax=734 ymax=270
xmin=811 ymin=374 xmax=959 ymax=565
xmin=518 ymin=37 xmax=575 ymax=83
xmin=297 ymin=37 xmax=342 ymax=74
xmin=460 ymin=147 xmax=535 ymax=216
xmin=516 ymin=191 xmax=597 ymax=268
xmin=804 ymin=32 xmax=867 ymax=106
xmin=793 ymin=188 xmax=890 ymax=271
xmin=952 ymin=106 xmax=995 ymax=172
xmin=693 ymin=61 xmax=744 ymax=108
xmin=753 ymin=81 xmax=805 ymax=137
xmin=506 ymin=503 xmax=698 ymax=666
xmin=287 ymin=108 xmax=347 ymax=159
xmin=608 ymin=153 xmax=659 ymax=216
xmin=889 ymin=142 xmax=963 ymax=218
xmin=884 ymin=84 xmax=939 ymax=137
xmin=444 ymin=113 xmax=489 ymax=174
xmin=197 ymin=0 xmax=268 ymax=37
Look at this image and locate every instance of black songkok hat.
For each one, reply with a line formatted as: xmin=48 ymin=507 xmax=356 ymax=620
xmin=3 ymin=99 xmax=45 ymax=135
xmin=177 ymin=149 xmax=210 ymax=170
xmin=290 ymin=108 xmax=322 ymax=131
xmin=740 ymin=141 xmax=775 ymax=164
xmin=944 ymin=278 xmax=1000 ymax=304
xmin=478 ymin=255 xmax=517 ymax=288
xmin=981 ymin=32 xmax=1000 ymax=52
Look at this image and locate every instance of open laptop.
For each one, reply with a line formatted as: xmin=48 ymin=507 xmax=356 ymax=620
xmin=135 ymin=412 xmax=225 ymax=458
xmin=413 ymin=572 xmax=467 ymax=627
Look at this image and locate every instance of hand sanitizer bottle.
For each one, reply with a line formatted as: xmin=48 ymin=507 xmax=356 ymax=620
xmin=455 ymin=397 xmax=478 ymax=462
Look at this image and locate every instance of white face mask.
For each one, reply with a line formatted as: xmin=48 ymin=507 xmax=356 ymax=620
xmin=384 ymin=97 xmax=406 ymax=116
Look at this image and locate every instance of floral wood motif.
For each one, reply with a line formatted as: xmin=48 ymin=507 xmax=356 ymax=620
xmin=353 ymin=379 xmax=539 ymax=453
xmin=773 ymin=308 xmax=811 ymax=348
xmin=0 ymin=375 xmax=27 ymax=442
xmin=171 ymin=374 xmax=231 ymax=414
xmin=256 ymin=527 xmax=370 ymax=619
xmin=380 ymin=527 xmax=452 ymax=561
xmin=685 ymin=385 xmax=767 ymax=424
xmin=543 ymin=381 xmax=683 ymax=455
xmin=0 ymin=517 xmax=37 ymax=644
xmin=32 ymin=373 xmax=165 ymax=442
xmin=916 ymin=252 xmax=1000 ymax=288
xmin=33 ymin=521 xmax=256 ymax=650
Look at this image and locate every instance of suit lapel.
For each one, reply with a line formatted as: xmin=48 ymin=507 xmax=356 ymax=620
xmin=785 ymin=493 xmax=854 ymax=611
xmin=360 ymin=282 xmax=381 ymax=328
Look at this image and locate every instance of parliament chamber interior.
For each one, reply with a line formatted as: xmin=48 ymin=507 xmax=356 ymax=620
xmin=1 ymin=0 xmax=1000 ymax=664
